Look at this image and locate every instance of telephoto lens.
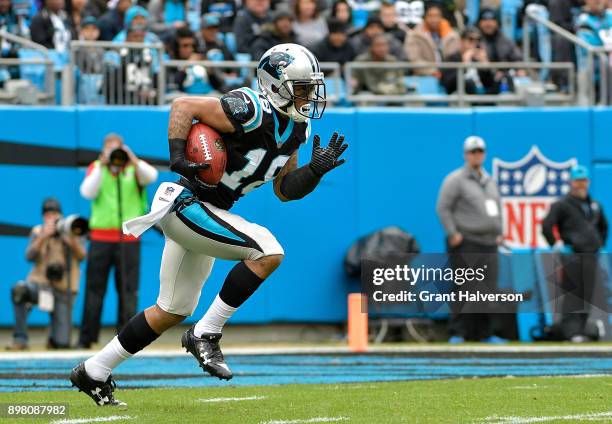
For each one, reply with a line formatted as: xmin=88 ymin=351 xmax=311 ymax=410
xmin=110 ymin=148 xmax=129 ymax=167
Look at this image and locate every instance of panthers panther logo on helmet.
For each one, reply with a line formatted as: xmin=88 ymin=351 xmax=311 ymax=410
xmin=257 ymin=44 xmax=326 ymax=123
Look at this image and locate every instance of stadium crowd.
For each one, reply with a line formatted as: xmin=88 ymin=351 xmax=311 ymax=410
xmin=1 ymin=0 xmax=612 ymax=100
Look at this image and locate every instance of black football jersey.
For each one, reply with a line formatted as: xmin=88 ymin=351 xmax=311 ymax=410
xmin=184 ymin=87 xmax=310 ymax=210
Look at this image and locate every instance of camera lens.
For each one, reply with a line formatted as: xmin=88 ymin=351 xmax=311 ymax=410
xmin=110 ymin=148 xmax=128 ymax=166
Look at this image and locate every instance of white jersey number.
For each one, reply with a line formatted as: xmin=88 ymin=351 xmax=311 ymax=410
xmin=221 ymin=149 xmax=290 ymax=194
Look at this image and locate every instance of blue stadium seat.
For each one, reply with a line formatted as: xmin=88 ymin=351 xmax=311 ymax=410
xmin=404 ymin=76 xmax=445 ymax=95
xmin=325 ymin=76 xmax=348 ymax=106
xmin=18 ymin=49 xmax=47 ymax=91
xmin=76 ymin=72 xmax=104 ymax=105
xmin=223 ymin=32 xmax=237 ymax=56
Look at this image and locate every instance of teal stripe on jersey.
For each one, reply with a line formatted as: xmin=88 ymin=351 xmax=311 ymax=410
xmin=240 ymin=87 xmax=262 ymax=132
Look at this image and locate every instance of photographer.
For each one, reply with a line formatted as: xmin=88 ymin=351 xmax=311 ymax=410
xmin=7 ymin=198 xmax=86 ymax=350
xmin=77 ymin=133 xmax=158 ymax=348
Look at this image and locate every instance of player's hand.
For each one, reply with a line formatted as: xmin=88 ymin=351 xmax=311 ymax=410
xmin=42 ymin=220 xmax=57 ymax=238
xmin=449 ymin=233 xmax=463 ymax=248
xmin=194 ymin=176 xmax=217 ymax=192
xmin=309 ymin=132 xmax=348 ymax=176
xmin=170 ymin=158 xmax=210 ymax=180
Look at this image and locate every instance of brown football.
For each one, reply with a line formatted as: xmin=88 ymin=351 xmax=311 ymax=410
xmin=185 ymin=123 xmax=227 ymax=185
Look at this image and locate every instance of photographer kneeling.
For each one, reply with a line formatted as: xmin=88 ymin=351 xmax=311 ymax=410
xmin=8 ymin=198 xmax=87 ymax=350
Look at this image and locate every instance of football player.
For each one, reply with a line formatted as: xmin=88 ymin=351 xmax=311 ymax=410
xmin=70 ymin=43 xmax=348 ymax=406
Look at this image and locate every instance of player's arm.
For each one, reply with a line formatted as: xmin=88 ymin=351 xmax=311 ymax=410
xmin=273 ymin=152 xmax=299 ymax=202
xmin=168 ymin=96 xmax=235 ymax=180
xmin=274 ymin=132 xmax=348 ymax=202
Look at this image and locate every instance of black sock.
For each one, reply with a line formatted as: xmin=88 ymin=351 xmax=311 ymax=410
xmin=219 ymin=262 xmax=265 ymax=308
xmin=117 ymin=311 xmax=159 ymax=355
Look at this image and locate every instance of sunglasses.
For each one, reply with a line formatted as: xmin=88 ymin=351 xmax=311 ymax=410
xmin=468 ymin=148 xmax=485 ymax=154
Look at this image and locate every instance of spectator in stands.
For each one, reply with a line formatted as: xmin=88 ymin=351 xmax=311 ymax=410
xmin=542 ymin=165 xmax=608 ymax=342
xmin=170 ymin=25 xmax=197 ymax=59
xmin=0 ymin=0 xmax=29 ymax=84
xmin=575 ymin=0 xmax=612 ymax=70
xmin=232 ymin=0 xmax=271 ymax=55
xmin=404 ymin=2 xmax=459 ymax=76
xmin=78 ymin=133 xmax=158 ymax=348
xmin=75 ymin=15 xmax=102 ymax=75
xmin=79 ymin=15 xmax=100 ymax=40
xmin=198 ymin=13 xmax=234 ymax=61
xmin=353 ymin=33 xmax=406 ymax=95
xmin=312 ymin=18 xmax=356 ymax=69
xmin=292 ymin=0 xmax=327 ymax=49
xmin=351 ymin=16 xmax=405 ymax=59
xmin=441 ymin=27 xmax=495 ymax=94
xmin=436 ymin=136 xmax=504 ymax=344
xmin=97 ymin=0 xmax=132 ymax=41
xmin=548 ymin=0 xmax=581 ymax=88
xmin=201 ymin=0 xmax=237 ymax=33
xmin=6 ymin=198 xmax=86 ymax=351
xmin=169 ymin=26 xmax=225 ymax=93
xmin=112 ymin=5 xmax=159 ymax=42
xmin=66 ymin=0 xmax=86 ymax=35
xmin=380 ymin=1 xmax=407 ymax=43
xmin=0 ymin=0 xmax=28 ymax=37
xmin=104 ymin=6 xmax=160 ymax=104
xmin=30 ymin=0 xmax=72 ymax=52
xmin=148 ymin=0 xmax=187 ymax=36
xmin=330 ymin=0 xmax=354 ymax=34
xmin=251 ymin=8 xmax=296 ymax=59
xmin=477 ymin=8 xmax=522 ymax=62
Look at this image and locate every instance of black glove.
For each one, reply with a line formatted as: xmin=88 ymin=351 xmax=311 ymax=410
xmin=309 ymin=132 xmax=348 ymax=177
xmin=169 ymin=138 xmax=210 ymax=182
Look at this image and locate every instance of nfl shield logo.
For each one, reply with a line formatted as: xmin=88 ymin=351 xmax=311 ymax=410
xmin=493 ymin=146 xmax=576 ymax=248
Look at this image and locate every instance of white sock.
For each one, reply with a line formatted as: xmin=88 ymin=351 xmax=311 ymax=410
xmin=194 ymin=295 xmax=237 ymax=336
xmin=84 ymin=336 xmax=133 ymax=382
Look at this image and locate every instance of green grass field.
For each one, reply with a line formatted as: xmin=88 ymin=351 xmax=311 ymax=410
xmin=2 ymin=375 xmax=611 ymax=424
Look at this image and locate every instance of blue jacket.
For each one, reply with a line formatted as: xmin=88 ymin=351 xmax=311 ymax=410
xmin=575 ymin=10 xmax=612 ymax=69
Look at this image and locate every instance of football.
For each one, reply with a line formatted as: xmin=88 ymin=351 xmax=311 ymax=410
xmin=185 ymin=122 xmax=227 ymax=185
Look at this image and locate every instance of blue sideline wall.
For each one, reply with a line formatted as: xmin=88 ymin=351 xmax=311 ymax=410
xmin=0 ymin=106 xmax=610 ymax=326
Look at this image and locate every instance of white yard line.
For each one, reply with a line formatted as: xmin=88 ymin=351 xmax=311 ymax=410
xmin=50 ymin=416 xmax=132 ymax=424
xmin=511 ymin=385 xmax=550 ymax=390
xmin=477 ymin=411 xmax=612 ymax=423
xmin=1 ymin=344 xmax=611 ymax=360
xmin=260 ymin=417 xmax=349 ymax=424
xmin=198 ymin=396 xmax=267 ymax=403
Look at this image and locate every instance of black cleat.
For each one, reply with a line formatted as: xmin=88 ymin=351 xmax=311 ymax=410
xmin=181 ymin=326 xmax=233 ymax=380
xmin=70 ymin=362 xmax=127 ymax=408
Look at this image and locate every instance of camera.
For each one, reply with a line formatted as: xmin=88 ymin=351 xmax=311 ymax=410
xmin=110 ymin=148 xmax=129 ymax=167
xmin=45 ymin=263 xmax=65 ymax=282
xmin=55 ymin=215 xmax=90 ymax=237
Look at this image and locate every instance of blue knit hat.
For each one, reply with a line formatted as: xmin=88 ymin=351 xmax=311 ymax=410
xmin=570 ymin=165 xmax=590 ymax=181
xmin=125 ymin=5 xmax=149 ymax=28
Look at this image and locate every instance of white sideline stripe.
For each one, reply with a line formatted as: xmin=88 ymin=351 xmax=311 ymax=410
xmin=1 ymin=344 xmax=612 ymax=360
xmin=478 ymin=411 xmax=612 ymax=423
xmin=260 ymin=417 xmax=349 ymax=424
xmin=511 ymin=385 xmax=550 ymax=390
xmin=51 ymin=415 xmax=132 ymax=424
xmin=198 ymin=396 xmax=267 ymax=403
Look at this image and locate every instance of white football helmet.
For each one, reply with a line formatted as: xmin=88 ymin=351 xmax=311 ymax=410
xmin=256 ymin=43 xmax=326 ymax=123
